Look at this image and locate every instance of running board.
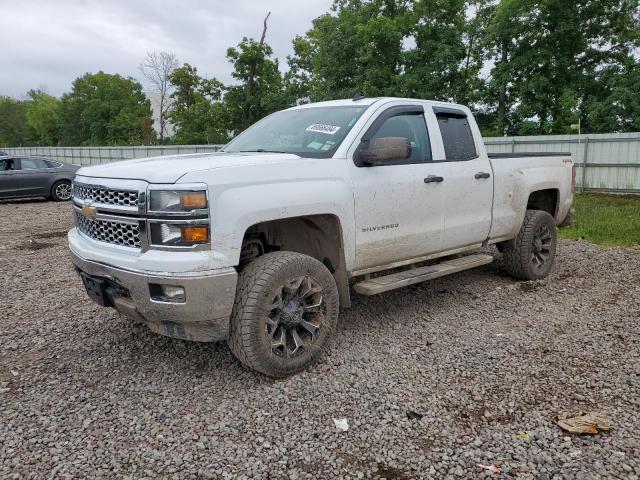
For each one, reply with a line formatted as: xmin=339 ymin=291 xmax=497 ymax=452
xmin=353 ymin=254 xmax=494 ymax=296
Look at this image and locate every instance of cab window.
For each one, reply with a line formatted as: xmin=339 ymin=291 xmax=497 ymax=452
xmin=435 ymin=110 xmax=477 ymax=161
xmin=369 ymin=112 xmax=432 ymax=163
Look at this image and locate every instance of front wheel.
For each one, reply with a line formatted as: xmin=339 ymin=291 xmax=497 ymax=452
xmin=227 ymin=252 xmax=339 ymax=377
xmin=51 ymin=180 xmax=72 ymax=201
xmin=501 ymin=209 xmax=557 ymax=280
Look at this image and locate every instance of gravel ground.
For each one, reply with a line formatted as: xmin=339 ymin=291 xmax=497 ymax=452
xmin=1 ymin=199 xmax=639 ymax=480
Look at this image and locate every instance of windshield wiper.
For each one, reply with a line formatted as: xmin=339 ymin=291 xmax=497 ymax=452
xmin=237 ymin=149 xmax=289 ymax=154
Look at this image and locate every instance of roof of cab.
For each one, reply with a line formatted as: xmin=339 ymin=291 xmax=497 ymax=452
xmin=288 ymin=96 xmax=469 ymax=112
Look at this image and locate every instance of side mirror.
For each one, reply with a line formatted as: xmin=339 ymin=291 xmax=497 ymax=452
xmin=359 ymin=137 xmax=411 ymax=166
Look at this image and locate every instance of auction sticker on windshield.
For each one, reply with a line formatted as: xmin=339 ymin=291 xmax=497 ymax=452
xmin=306 ymin=124 xmax=341 ymax=135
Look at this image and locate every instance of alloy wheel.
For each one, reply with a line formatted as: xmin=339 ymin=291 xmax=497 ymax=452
xmin=266 ymin=275 xmax=326 ymax=358
xmin=531 ymin=223 xmax=553 ymax=270
xmin=55 ymin=182 xmax=72 ymax=200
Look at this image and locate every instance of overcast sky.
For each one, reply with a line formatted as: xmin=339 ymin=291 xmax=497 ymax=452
xmin=0 ymin=0 xmax=333 ymax=99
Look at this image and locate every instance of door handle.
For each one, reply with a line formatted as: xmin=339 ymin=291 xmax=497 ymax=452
xmin=424 ymin=175 xmax=444 ymax=184
xmin=475 ymin=172 xmax=491 ymax=179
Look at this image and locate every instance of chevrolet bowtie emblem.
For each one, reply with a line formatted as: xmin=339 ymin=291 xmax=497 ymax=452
xmin=82 ymin=202 xmax=97 ymax=219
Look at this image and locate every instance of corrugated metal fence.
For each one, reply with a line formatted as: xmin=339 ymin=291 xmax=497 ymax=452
xmin=5 ymin=132 xmax=640 ymax=193
xmin=484 ymin=133 xmax=640 ymax=194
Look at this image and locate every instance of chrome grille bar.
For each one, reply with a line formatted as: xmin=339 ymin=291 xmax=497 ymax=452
xmin=74 ymin=210 xmax=142 ymax=249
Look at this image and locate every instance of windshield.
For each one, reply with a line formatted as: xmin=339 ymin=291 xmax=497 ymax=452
xmin=223 ymin=106 xmax=369 ymax=158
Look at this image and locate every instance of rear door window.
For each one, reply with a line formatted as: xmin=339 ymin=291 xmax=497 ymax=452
xmin=18 ymin=158 xmax=48 ymax=170
xmin=435 ymin=110 xmax=477 ymax=161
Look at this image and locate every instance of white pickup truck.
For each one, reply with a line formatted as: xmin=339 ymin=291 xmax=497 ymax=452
xmin=68 ymin=97 xmax=574 ymax=376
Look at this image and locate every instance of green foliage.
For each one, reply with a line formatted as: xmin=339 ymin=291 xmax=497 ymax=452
xmin=291 ymin=0 xmax=410 ymax=101
xmin=59 ymin=71 xmax=154 ymax=146
xmin=585 ymin=60 xmax=640 ymax=133
xmin=481 ymin=0 xmax=640 ymax=135
xmin=224 ymin=38 xmax=289 ymax=133
xmin=402 ymin=0 xmax=488 ymax=104
xmin=26 ymin=89 xmax=61 ymax=145
xmin=0 ymin=97 xmax=33 ymax=147
xmin=283 ymin=35 xmax=315 ymax=103
xmin=6 ymin=0 xmax=640 ymax=145
xmin=167 ymin=37 xmax=289 ymax=143
xmin=559 ymin=194 xmax=640 ymax=247
xmin=168 ymin=64 xmax=228 ymax=144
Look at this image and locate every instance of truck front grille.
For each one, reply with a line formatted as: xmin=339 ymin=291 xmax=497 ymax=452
xmin=73 ymin=184 xmax=139 ymax=208
xmin=75 ymin=211 xmax=141 ymax=249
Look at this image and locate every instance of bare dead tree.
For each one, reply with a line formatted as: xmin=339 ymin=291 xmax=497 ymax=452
xmin=259 ymin=11 xmax=271 ymax=44
xmin=245 ymin=12 xmax=271 ymax=100
xmin=140 ymin=51 xmax=179 ymax=143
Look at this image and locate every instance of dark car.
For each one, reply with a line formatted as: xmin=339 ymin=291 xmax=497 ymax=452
xmin=0 ymin=156 xmax=80 ymax=201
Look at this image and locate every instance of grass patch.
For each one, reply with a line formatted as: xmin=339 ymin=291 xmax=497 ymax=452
xmin=559 ymin=193 xmax=640 ymax=247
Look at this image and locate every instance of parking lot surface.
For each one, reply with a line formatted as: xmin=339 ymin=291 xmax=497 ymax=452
xmin=1 ymin=200 xmax=639 ymax=479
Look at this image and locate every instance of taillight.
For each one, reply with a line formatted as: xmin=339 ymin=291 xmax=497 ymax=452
xmin=571 ymin=165 xmax=577 ymax=193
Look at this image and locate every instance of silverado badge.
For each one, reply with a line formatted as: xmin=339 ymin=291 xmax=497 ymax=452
xmin=82 ymin=202 xmax=97 ymax=219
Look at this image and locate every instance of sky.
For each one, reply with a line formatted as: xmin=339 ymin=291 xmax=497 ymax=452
xmin=0 ymin=0 xmax=334 ymax=99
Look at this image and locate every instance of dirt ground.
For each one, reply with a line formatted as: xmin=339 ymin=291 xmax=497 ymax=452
xmin=1 ymin=199 xmax=639 ymax=479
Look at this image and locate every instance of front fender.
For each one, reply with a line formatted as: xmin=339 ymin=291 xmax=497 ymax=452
xmin=180 ymin=159 xmax=355 ymax=270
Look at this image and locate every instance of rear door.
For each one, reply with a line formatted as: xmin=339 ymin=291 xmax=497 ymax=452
xmin=14 ymin=157 xmax=53 ymax=196
xmin=432 ymin=107 xmax=493 ymax=250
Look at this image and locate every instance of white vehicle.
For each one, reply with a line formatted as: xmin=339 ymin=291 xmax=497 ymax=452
xmin=68 ymin=97 xmax=575 ymax=376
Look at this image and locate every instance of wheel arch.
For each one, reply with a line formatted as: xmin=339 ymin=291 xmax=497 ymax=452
xmin=526 ymin=188 xmax=559 ymax=218
xmin=239 ymin=214 xmax=351 ymax=308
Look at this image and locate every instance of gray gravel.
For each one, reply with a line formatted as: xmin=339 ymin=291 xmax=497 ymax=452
xmin=1 ymin=199 xmax=639 ymax=479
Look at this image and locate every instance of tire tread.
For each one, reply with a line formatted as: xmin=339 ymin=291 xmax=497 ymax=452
xmin=502 ymin=209 xmax=556 ymax=280
xmin=227 ymin=251 xmax=338 ymax=377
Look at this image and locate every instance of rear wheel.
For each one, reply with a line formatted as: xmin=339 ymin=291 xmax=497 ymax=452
xmin=227 ymin=251 xmax=339 ymax=377
xmin=51 ymin=180 xmax=72 ymax=201
xmin=502 ymin=209 xmax=557 ymax=280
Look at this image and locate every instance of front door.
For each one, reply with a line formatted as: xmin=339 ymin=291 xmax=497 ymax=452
xmin=0 ymin=158 xmax=19 ymax=198
xmin=350 ymin=105 xmax=446 ymax=270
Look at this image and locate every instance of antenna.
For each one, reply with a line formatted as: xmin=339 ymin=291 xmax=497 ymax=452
xmin=352 ymin=91 xmax=365 ymax=101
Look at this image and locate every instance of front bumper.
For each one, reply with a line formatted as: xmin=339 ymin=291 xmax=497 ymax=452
xmin=70 ymin=250 xmax=238 ymax=342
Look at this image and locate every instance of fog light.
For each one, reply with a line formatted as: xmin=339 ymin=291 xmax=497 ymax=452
xmin=150 ymin=284 xmax=186 ymax=303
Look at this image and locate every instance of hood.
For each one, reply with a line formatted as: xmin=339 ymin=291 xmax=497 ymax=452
xmin=76 ymin=152 xmax=303 ymax=183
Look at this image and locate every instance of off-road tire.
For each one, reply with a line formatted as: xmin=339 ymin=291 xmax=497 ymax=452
xmin=227 ymin=251 xmax=339 ymax=377
xmin=502 ymin=209 xmax=557 ymax=280
xmin=51 ymin=180 xmax=72 ymax=201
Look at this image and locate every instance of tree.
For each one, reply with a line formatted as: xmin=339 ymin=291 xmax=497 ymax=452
xmin=140 ymin=51 xmax=179 ymax=143
xmin=401 ymin=0 xmax=488 ymax=105
xmin=168 ymin=64 xmax=228 ymax=144
xmin=224 ymin=14 xmax=289 ymax=133
xmin=283 ymin=35 xmax=315 ymax=104
xmin=26 ymin=89 xmax=61 ymax=145
xmin=585 ymin=60 xmax=640 ymax=133
xmin=0 ymin=97 xmax=33 ymax=147
xmin=290 ymin=0 xmax=411 ymax=101
xmin=59 ymin=71 xmax=154 ymax=146
xmin=482 ymin=0 xmax=640 ymax=135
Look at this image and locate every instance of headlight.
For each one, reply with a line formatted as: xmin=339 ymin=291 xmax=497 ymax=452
xmin=149 ymin=189 xmax=208 ymax=213
xmin=149 ymin=223 xmax=209 ymax=247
